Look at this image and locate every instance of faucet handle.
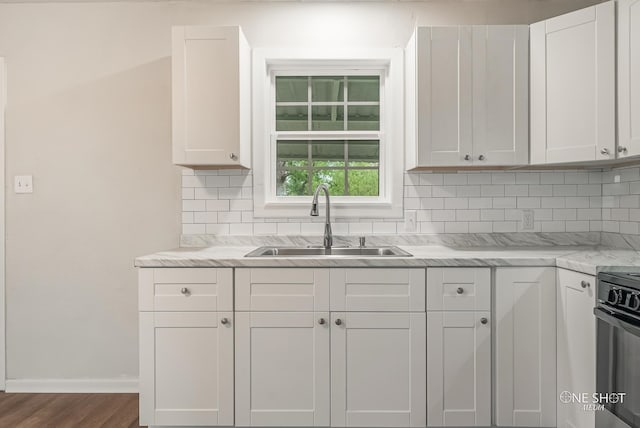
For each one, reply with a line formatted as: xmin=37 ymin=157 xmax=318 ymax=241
xmin=359 ymin=236 xmax=366 ymax=247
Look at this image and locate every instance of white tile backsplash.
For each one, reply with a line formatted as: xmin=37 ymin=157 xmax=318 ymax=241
xmin=181 ymin=166 xmax=640 ymax=236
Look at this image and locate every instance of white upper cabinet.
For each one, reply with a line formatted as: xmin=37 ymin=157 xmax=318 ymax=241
xmin=406 ymin=25 xmax=528 ymax=168
xmin=172 ymin=26 xmax=251 ymax=168
xmin=530 ymin=2 xmax=616 ymax=164
xmin=618 ymin=0 xmax=640 ymax=158
xmin=409 ymin=26 xmax=473 ymax=167
xmin=472 ymin=26 xmax=529 ymax=166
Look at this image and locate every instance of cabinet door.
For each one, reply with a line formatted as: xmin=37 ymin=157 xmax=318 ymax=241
xmin=235 ymin=312 xmax=330 ymax=426
xmin=235 ymin=268 xmax=329 ymax=312
xmin=495 ymin=267 xmax=556 ymax=427
xmin=530 ymin=2 xmax=615 ymax=164
xmin=172 ymin=26 xmax=250 ymax=167
xmin=618 ymin=0 xmax=640 ymax=157
xmin=331 ymin=312 xmax=426 ymax=427
xmin=139 ymin=311 xmax=234 ymax=426
xmin=426 ymin=267 xmax=490 ymax=311
xmin=427 ymin=311 xmax=491 ymax=426
xmin=472 ymin=25 xmax=529 ymax=166
xmin=557 ymin=269 xmax=596 ymax=428
xmin=416 ymin=26 xmax=473 ymax=166
xmin=330 ymin=268 xmax=425 ymax=312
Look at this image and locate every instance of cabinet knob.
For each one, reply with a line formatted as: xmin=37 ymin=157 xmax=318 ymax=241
xmin=180 ymin=287 xmax=190 ymax=295
xmin=480 ymin=317 xmax=488 ymax=325
xmin=335 ymin=318 xmax=343 ymax=326
xmin=581 ymin=280 xmax=590 ymax=289
xmin=478 ymin=154 xmax=485 ymax=161
xmin=456 ymin=287 xmax=464 ymax=295
xmin=318 ymin=318 xmax=326 ymax=325
xmin=618 ymin=146 xmax=628 ymax=153
xmin=464 ymin=154 xmax=471 ymax=161
xmin=229 ymin=153 xmax=238 ymax=161
xmin=220 ymin=317 xmax=229 ymax=325
xmin=600 ymin=148 xmax=610 ymax=155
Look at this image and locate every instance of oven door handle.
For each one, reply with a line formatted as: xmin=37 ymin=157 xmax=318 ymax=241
xmin=594 ymin=307 xmax=640 ymax=338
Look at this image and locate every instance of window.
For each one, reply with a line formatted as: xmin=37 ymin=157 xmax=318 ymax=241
xmin=252 ymin=48 xmax=404 ymax=218
xmin=275 ymin=75 xmax=381 ymax=197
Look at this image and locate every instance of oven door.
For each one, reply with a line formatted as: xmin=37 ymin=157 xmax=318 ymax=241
xmin=596 ymin=307 xmax=640 ymax=428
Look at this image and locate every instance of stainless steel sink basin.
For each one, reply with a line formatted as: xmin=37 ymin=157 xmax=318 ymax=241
xmin=245 ymin=246 xmax=413 ymax=257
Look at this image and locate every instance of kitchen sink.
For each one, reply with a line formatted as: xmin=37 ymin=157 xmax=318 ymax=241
xmin=244 ymin=246 xmax=413 ymax=257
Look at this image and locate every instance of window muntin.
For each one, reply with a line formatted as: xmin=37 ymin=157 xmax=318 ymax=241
xmin=273 ymin=74 xmax=382 ymax=198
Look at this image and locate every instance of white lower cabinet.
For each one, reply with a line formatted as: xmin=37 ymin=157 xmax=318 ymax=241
xmin=234 ymin=311 xmax=330 ymax=427
xmin=427 ymin=311 xmax=491 ymax=426
xmin=138 ymin=267 xmax=234 ymax=427
xmin=557 ymin=268 xmax=596 ymax=428
xmin=331 ymin=312 xmax=426 ymax=427
xmin=495 ymin=267 xmax=556 ymax=427
xmin=233 ymin=268 xmax=426 ymax=428
xmin=139 ymin=311 xmax=234 ymax=427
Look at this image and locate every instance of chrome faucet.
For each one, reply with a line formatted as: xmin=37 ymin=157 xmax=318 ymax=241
xmin=310 ymin=184 xmax=333 ymax=249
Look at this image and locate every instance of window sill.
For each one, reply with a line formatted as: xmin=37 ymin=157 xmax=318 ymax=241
xmin=253 ymin=200 xmax=403 ymax=219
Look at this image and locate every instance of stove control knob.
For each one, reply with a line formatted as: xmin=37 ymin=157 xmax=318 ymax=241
xmin=607 ymin=288 xmax=622 ymax=305
xmin=628 ymin=293 xmax=640 ymax=311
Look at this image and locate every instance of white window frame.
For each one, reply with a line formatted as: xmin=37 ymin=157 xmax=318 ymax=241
xmin=252 ymin=47 xmax=404 ymax=218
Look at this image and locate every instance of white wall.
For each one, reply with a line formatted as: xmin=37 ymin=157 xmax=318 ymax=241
xmin=0 ymin=0 xmax=602 ymax=383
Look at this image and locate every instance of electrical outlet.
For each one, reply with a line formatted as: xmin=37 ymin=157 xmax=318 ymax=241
xmin=522 ymin=209 xmax=534 ymax=231
xmin=14 ymin=175 xmax=33 ymax=194
xmin=615 ymin=175 xmax=621 ymax=183
xmin=404 ymin=210 xmax=417 ymax=232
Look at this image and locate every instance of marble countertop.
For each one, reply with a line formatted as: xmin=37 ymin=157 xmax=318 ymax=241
xmin=135 ymin=245 xmax=640 ymax=275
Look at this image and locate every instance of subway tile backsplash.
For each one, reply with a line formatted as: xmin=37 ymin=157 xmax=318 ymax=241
xmin=180 ymin=165 xmax=640 ymax=236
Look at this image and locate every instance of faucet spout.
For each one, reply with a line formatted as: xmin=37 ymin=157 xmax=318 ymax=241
xmin=310 ymin=184 xmax=333 ymax=249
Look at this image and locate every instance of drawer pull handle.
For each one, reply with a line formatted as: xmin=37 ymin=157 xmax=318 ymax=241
xmin=335 ymin=318 xmax=343 ymax=326
xmin=318 ymin=318 xmax=326 ymax=325
xmin=180 ymin=287 xmax=190 ymax=295
xmin=581 ymin=280 xmax=590 ymax=289
xmin=221 ymin=318 xmax=229 ymax=325
xmin=480 ymin=317 xmax=488 ymax=325
xmin=456 ymin=287 xmax=464 ymax=295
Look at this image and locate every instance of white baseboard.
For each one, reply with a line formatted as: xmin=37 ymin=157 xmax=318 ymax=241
xmin=4 ymin=378 xmax=138 ymax=393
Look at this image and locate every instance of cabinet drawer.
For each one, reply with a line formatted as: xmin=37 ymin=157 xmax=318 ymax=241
xmin=426 ymin=268 xmax=490 ymax=311
xmin=330 ymin=268 xmax=425 ymax=312
xmin=235 ymin=268 xmax=330 ymax=311
xmin=139 ymin=268 xmax=233 ymax=312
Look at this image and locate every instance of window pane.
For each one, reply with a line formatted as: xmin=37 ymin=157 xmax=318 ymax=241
xmin=276 ymin=170 xmax=311 ymax=196
xmin=311 ymin=76 xmax=344 ymax=102
xmin=312 ymin=106 xmax=344 ymax=131
xmin=312 ymin=170 xmax=346 ymax=196
xmin=312 ymin=141 xmax=344 ymax=167
xmin=347 ymin=76 xmax=380 ymax=102
xmin=276 ymin=76 xmax=308 ymax=102
xmin=348 ymin=169 xmax=379 ymax=196
xmin=276 ymin=106 xmax=308 ymax=131
xmin=277 ymin=141 xmax=308 ymax=160
xmin=348 ymin=140 xmax=379 ymax=166
xmin=347 ymin=105 xmax=379 ymax=131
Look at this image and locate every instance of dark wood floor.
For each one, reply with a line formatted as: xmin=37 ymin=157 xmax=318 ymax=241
xmin=0 ymin=393 xmax=140 ymax=427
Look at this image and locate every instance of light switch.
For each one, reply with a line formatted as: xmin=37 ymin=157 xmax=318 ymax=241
xmin=14 ymin=175 xmax=33 ymax=193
